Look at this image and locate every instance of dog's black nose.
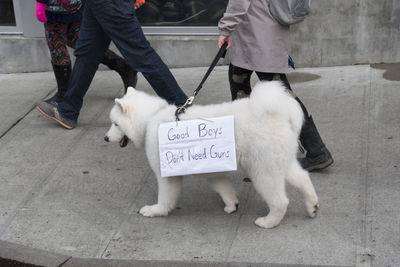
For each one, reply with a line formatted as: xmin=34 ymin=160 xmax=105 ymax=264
xmin=104 ymin=136 xmax=109 ymax=142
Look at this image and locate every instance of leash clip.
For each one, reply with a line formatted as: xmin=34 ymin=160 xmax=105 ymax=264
xmin=173 ymin=42 xmax=228 ymax=122
xmin=175 ymin=96 xmax=194 ymax=121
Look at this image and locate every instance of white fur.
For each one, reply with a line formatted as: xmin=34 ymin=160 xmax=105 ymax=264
xmin=105 ymin=82 xmax=319 ymax=228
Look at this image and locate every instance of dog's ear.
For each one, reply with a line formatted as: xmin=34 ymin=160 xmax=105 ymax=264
xmin=115 ymin=98 xmax=128 ymax=114
xmin=126 ymin=87 xmax=135 ymax=95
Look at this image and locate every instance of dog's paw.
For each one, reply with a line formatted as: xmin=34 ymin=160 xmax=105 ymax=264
xmin=224 ymin=203 xmax=239 ymax=214
xmin=254 ymin=216 xmax=280 ymax=229
xmin=139 ymin=204 xmax=169 ymax=217
xmin=307 ymin=202 xmax=319 ymax=218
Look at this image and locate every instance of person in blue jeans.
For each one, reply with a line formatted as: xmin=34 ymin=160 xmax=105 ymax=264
xmin=36 ymin=0 xmax=188 ymax=129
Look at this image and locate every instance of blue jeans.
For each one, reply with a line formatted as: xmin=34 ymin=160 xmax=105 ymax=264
xmin=58 ymin=0 xmax=188 ymax=121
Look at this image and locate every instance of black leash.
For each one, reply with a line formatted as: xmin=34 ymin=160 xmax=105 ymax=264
xmin=175 ymin=42 xmax=228 ymax=121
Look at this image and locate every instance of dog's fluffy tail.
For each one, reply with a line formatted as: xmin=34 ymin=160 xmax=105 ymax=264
xmin=249 ymin=81 xmax=304 ymax=134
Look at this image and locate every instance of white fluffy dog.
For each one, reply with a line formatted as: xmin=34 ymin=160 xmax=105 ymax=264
xmin=105 ymin=81 xmax=319 ymax=228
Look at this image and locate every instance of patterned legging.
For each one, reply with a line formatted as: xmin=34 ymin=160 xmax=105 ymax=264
xmin=44 ymin=20 xmax=81 ymax=65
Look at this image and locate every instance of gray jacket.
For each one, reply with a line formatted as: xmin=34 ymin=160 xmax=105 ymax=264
xmin=218 ymin=0 xmax=290 ymax=73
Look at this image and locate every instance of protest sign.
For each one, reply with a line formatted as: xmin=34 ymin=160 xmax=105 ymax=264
xmin=158 ymin=116 xmax=237 ymax=177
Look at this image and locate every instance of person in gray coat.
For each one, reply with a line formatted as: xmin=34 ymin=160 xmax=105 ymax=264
xmin=218 ymin=0 xmax=333 ymax=172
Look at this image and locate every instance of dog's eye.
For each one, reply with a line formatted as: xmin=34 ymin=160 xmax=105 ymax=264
xmin=113 ymin=122 xmax=118 ymax=127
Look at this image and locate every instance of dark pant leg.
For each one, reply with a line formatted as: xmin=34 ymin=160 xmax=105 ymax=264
xmin=58 ymin=3 xmax=111 ymax=121
xmin=254 ymin=72 xmax=274 ymax=81
xmin=87 ymin=0 xmax=187 ymax=105
xmin=65 ymin=19 xmax=136 ymax=89
xmin=228 ymin=64 xmax=253 ymax=100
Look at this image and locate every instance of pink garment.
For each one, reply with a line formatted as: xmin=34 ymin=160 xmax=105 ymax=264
xmin=218 ymin=0 xmax=290 ymax=74
xmin=36 ymin=2 xmax=47 ymax=23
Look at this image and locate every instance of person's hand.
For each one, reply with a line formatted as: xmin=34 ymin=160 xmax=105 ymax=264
xmin=35 ymin=2 xmax=47 ymax=23
xmin=218 ymin=35 xmax=230 ymax=49
xmin=134 ymin=0 xmax=145 ymax=9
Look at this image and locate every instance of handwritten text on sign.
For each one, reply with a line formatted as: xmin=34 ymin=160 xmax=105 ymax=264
xmin=158 ymin=116 xmax=237 ymax=177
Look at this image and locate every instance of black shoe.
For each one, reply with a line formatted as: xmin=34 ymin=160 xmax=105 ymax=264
xmin=299 ymin=147 xmax=333 ymax=171
xmin=36 ymin=101 xmax=76 ymax=129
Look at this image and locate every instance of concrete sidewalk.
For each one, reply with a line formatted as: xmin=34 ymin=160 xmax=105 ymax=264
xmin=0 ymin=64 xmax=399 ymax=267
